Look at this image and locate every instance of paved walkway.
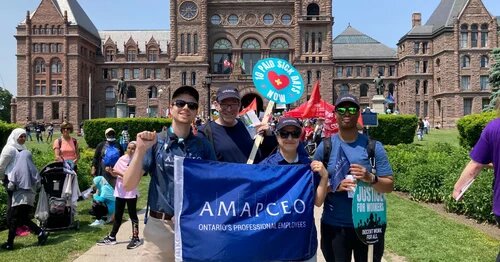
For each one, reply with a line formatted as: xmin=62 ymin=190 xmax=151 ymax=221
xmin=74 ymin=207 xmax=386 ymax=262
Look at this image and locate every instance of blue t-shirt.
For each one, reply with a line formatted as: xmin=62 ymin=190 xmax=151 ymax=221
xmin=313 ymin=134 xmax=393 ymax=227
xmin=142 ymin=129 xmax=216 ymax=216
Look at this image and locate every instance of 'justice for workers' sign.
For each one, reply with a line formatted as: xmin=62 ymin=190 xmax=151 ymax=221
xmin=252 ymin=58 xmax=304 ymax=104
xmin=352 ymin=181 xmax=387 ymax=245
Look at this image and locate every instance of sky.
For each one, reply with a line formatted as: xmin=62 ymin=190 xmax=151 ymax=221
xmin=0 ymin=0 xmax=499 ymax=96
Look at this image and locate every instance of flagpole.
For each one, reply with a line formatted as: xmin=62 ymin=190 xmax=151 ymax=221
xmin=88 ymin=73 xmax=91 ymax=120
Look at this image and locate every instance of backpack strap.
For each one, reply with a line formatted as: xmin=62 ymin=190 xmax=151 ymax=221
xmin=322 ymin=136 xmax=332 ymax=169
xmin=366 ymin=138 xmax=376 ymax=174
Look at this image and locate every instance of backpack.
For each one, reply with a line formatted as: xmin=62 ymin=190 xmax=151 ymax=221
xmin=101 ymin=141 xmax=121 ymax=167
xmin=58 ymin=137 xmax=78 ymax=153
xmin=322 ymin=135 xmax=377 ymax=173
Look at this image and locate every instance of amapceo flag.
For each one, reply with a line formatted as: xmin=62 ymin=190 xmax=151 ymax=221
xmin=174 ymin=157 xmax=316 ymax=262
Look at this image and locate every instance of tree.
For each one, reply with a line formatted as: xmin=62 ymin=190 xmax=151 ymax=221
xmin=0 ymin=87 xmax=13 ymax=123
xmin=486 ymin=48 xmax=500 ymax=111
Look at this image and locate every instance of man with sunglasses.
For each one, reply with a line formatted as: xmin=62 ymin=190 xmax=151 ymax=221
xmin=123 ymin=85 xmax=216 ymax=261
xmin=314 ymin=94 xmax=394 ymax=262
xmin=260 ymin=117 xmax=329 ymax=262
xmin=198 ymin=86 xmax=276 ymax=163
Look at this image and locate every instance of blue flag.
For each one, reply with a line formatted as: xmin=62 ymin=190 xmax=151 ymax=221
xmin=329 ymin=146 xmax=350 ymax=190
xmin=174 ymin=157 xmax=316 ymax=262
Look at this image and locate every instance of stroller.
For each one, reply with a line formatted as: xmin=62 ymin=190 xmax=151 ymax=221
xmin=38 ymin=161 xmax=80 ymax=231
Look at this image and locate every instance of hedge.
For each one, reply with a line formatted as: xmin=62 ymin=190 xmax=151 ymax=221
xmin=0 ymin=121 xmax=19 ymax=149
xmin=457 ymin=111 xmax=497 ymax=148
xmin=83 ymin=118 xmax=172 ymax=148
xmin=366 ymin=114 xmax=418 ymax=145
xmin=386 ymin=143 xmax=495 ymax=223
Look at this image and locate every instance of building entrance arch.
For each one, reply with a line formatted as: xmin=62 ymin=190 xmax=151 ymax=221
xmin=240 ymin=93 xmax=264 ymax=114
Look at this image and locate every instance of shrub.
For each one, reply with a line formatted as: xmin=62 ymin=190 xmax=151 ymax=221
xmin=368 ymin=114 xmax=417 ymax=145
xmin=457 ymin=111 xmax=496 ymax=148
xmin=0 ymin=121 xmax=19 ymax=149
xmin=83 ymin=118 xmax=172 ymax=148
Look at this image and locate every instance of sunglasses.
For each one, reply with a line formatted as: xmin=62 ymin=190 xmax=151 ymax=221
xmin=278 ymin=130 xmax=301 ymax=139
xmin=335 ymin=107 xmax=359 ymax=115
xmin=173 ymin=100 xmax=198 ymax=110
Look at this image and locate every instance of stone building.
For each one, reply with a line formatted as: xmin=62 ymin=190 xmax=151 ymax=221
xmin=10 ymin=0 xmax=500 ymax=128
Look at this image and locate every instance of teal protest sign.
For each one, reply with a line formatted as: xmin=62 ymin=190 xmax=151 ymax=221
xmin=351 ymin=181 xmax=387 ymax=245
xmin=252 ymin=58 xmax=304 ymax=104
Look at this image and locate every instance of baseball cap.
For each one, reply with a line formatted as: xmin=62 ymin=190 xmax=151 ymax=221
xmin=172 ymin=85 xmax=200 ymax=102
xmin=335 ymin=94 xmax=360 ymax=108
xmin=216 ymin=86 xmax=240 ymax=102
xmin=276 ymin=117 xmax=302 ymax=131
xmin=105 ymin=128 xmax=115 ymax=136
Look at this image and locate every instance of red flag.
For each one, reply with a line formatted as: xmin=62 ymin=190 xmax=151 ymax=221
xmin=239 ymin=98 xmax=257 ymax=116
xmin=302 ymin=81 xmax=322 ymax=117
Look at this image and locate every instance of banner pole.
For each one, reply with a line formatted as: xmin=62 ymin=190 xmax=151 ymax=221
xmin=368 ymin=244 xmax=374 ymax=262
xmin=247 ymin=101 xmax=274 ymax=164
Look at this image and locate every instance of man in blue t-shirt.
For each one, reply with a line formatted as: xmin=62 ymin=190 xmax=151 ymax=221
xmin=123 ymin=86 xmax=216 ymax=261
xmin=198 ymin=86 xmax=276 ymax=163
xmin=314 ymin=94 xmax=394 ymax=262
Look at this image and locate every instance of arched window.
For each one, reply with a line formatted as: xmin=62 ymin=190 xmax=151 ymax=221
xmin=193 ymin=33 xmax=198 ymax=53
xmin=212 ymin=38 xmax=232 ymax=74
xmin=460 ymin=24 xmax=468 ymax=48
xmin=51 ymin=26 xmax=57 ymax=35
xmin=241 ymin=38 xmax=261 ymax=75
xmin=339 ymin=84 xmax=349 ymax=96
xmin=423 ymin=80 xmax=428 ymax=94
xmin=471 ymin=24 xmax=478 ymax=48
xmin=481 ymin=24 xmax=488 ymax=47
xmin=318 ymin=32 xmax=322 ymax=52
xmin=359 ymin=84 xmax=369 ymax=97
xmin=51 ymin=59 xmax=62 ymax=73
xmin=307 ymin=3 xmax=320 ymax=17
xmin=149 ymin=86 xmax=158 ymax=99
xmin=33 ymin=27 xmax=39 ymax=34
xmin=34 ymin=59 xmax=46 ymax=73
xmin=187 ymin=33 xmax=191 ymax=53
xmin=415 ymin=80 xmax=420 ymax=95
xmin=269 ymin=38 xmax=289 ymax=61
xmin=127 ymin=86 xmax=136 ymax=99
xmin=461 ymin=55 xmax=470 ymax=68
xmin=435 ymin=58 xmax=440 ymax=70
xmin=191 ymin=72 xmax=196 ymax=85
xmin=105 ymin=86 xmax=115 ymax=100
xmin=480 ymin=55 xmax=489 ymax=68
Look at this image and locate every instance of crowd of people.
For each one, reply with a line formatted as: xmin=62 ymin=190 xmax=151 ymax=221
xmin=0 ymin=83 xmax=497 ymax=262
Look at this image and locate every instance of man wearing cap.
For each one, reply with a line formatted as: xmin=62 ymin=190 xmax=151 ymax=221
xmin=123 ymin=85 xmax=216 ymax=261
xmin=198 ymin=86 xmax=276 ymax=163
xmin=313 ymin=94 xmax=394 ymax=262
xmin=260 ymin=117 xmax=329 ymax=262
xmin=91 ymin=128 xmax=125 ymax=187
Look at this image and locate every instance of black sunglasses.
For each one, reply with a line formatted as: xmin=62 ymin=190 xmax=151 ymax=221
xmin=173 ymin=100 xmax=198 ymax=110
xmin=336 ymin=107 xmax=359 ymax=115
xmin=278 ymin=130 xmax=301 ymax=139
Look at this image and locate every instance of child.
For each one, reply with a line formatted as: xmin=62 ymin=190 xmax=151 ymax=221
xmin=89 ymin=176 xmax=115 ymax=227
xmin=97 ymin=141 xmax=140 ymax=249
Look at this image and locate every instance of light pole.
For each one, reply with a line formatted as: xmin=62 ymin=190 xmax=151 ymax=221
xmin=204 ymin=74 xmax=212 ymax=120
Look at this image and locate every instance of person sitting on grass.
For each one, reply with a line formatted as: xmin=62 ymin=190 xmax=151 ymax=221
xmin=89 ymin=176 xmax=115 ymax=227
xmin=97 ymin=141 xmax=141 ymax=249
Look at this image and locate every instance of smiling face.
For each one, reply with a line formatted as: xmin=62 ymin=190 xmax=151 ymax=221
xmin=17 ymin=133 xmax=27 ymax=145
xmin=276 ymin=126 xmax=301 ymax=153
xmin=216 ymin=98 xmax=241 ymax=126
xmin=335 ymin=102 xmax=360 ymax=130
xmin=170 ymin=93 xmax=198 ymax=125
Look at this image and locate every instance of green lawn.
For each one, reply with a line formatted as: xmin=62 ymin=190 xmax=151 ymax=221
xmin=386 ymin=193 xmax=499 ymax=262
xmin=413 ymin=128 xmax=460 ymax=147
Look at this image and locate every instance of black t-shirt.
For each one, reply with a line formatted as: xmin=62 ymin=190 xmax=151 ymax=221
xmin=198 ymin=120 xmax=277 ymax=163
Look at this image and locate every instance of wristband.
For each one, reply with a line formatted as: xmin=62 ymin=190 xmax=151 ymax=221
xmin=370 ymin=174 xmax=379 ymax=185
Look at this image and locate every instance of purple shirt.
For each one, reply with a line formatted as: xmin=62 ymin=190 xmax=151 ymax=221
xmin=470 ymin=118 xmax=500 ymax=215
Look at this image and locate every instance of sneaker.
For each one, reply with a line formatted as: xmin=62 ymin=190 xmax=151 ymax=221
xmin=89 ymin=219 xmax=105 ymax=227
xmin=38 ymin=231 xmax=49 ymax=245
xmin=1 ymin=242 xmax=13 ymax=251
xmin=96 ymin=235 xmax=117 ymax=246
xmin=126 ymin=237 xmax=141 ymax=249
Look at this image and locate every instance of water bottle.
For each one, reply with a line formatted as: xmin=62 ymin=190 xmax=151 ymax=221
xmin=346 ymin=174 xmax=356 ymax=198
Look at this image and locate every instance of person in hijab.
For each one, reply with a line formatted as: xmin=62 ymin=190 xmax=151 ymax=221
xmin=0 ymin=128 xmax=28 ymax=240
xmin=2 ymin=150 xmax=48 ymax=250
xmin=89 ymin=176 xmax=116 ymax=227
